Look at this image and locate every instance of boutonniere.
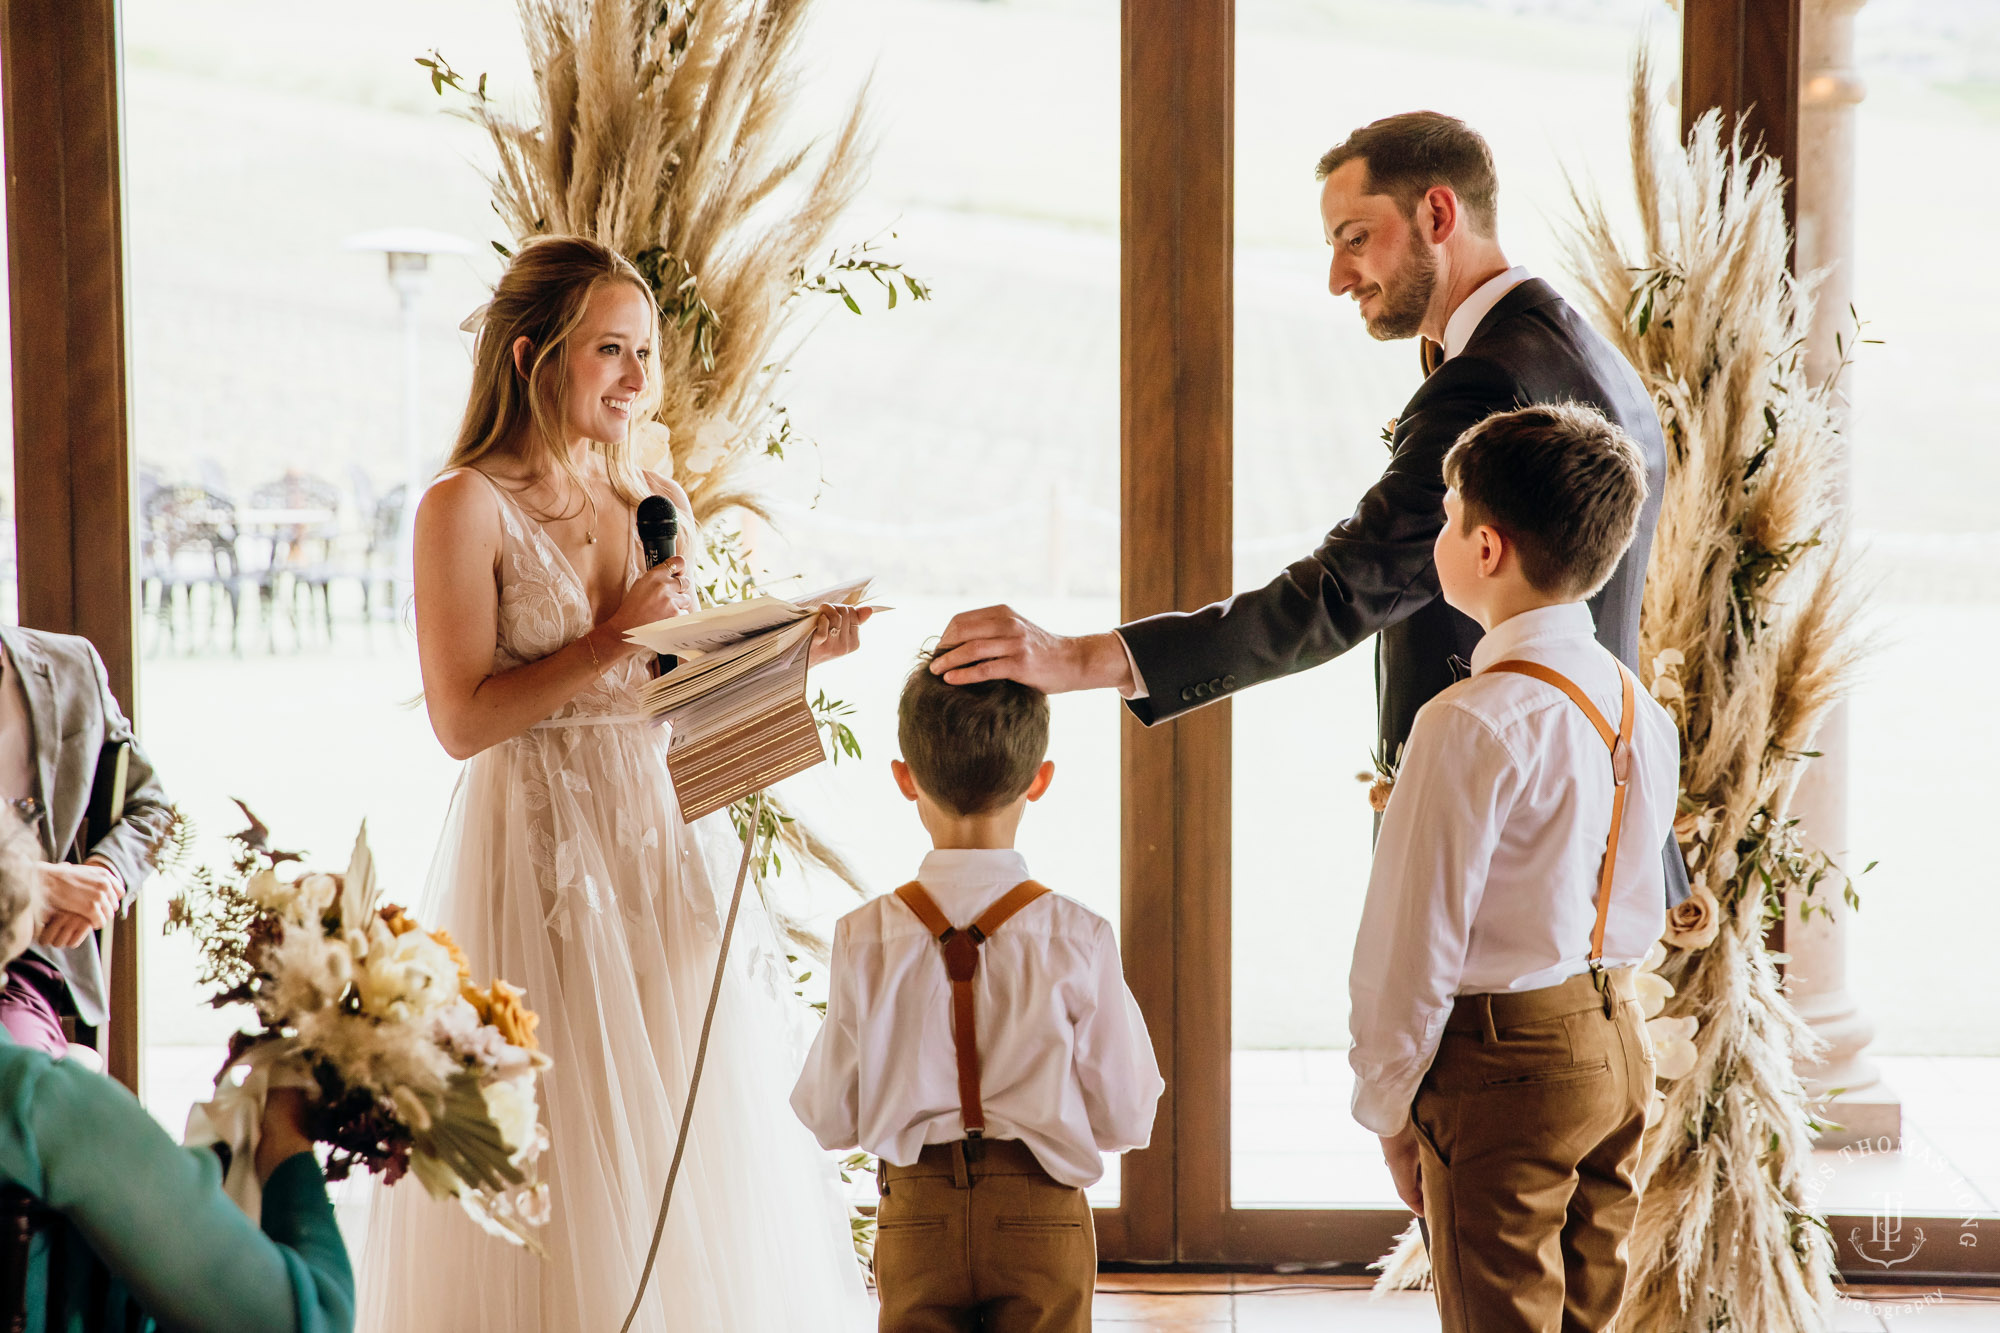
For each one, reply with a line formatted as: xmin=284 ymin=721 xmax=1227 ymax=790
xmin=1380 ymin=418 xmax=1398 ymax=451
xmin=1356 ymin=741 xmax=1404 ymax=812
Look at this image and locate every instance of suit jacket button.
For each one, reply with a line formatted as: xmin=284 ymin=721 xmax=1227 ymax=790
xmin=1223 ymin=674 xmax=1236 ymax=688
xmin=1193 ymin=683 xmax=1209 ymax=699
xmin=1180 ymin=686 xmax=1196 ymax=703
xmin=1210 ymin=677 xmax=1223 ymax=690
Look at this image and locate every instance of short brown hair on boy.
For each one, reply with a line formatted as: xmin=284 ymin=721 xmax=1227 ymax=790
xmin=1442 ymin=403 xmax=1649 ymax=601
xmin=1316 ymin=112 xmax=1499 ymax=238
xmin=899 ymin=656 xmax=1051 ymax=816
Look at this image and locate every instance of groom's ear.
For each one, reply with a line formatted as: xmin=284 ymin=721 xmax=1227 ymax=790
xmin=891 ymin=759 xmax=921 ymax=802
xmin=1420 ymin=184 xmax=1461 ymax=246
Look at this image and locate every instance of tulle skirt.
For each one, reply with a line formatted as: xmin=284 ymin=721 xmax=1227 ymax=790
xmin=358 ymin=714 xmax=873 ymax=1332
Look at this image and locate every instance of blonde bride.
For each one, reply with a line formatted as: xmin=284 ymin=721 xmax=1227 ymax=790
xmin=359 ymin=235 xmax=873 ymax=1331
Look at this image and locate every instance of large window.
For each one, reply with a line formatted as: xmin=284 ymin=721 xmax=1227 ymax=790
xmin=122 ymin=0 xmax=508 ymax=1134
xmin=1229 ymin=0 xmax=1677 ymax=1208
xmin=1846 ymin=6 xmax=2000 ymax=1053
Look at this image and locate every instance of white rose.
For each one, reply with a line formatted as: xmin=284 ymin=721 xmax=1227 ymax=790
xmin=290 ymin=873 xmax=340 ymax=924
xmin=356 ymin=920 xmax=459 ymax=1023
xmin=481 ymin=1077 xmax=541 ymax=1159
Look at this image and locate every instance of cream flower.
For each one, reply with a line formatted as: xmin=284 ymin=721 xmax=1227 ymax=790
xmin=291 ymin=873 xmax=340 ymax=923
xmin=357 ymin=919 xmax=459 ymax=1024
xmin=1644 ymin=1086 xmax=1667 ymax=1129
xmin=245 ymin=868 xmax=292 ymax=913
xmin=481 ymin=1077 xmax=541 ymax=1159
xmin=1645 ymin=1014 xmax=1701 ymax=1080
xmin=1664 ymin=879 xmax=1723 ymax=951
xmin=1634 ymin=969 xmax=1676 ymax=1020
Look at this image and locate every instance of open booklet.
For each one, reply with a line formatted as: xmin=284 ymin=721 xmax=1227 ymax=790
xmin=624 ymin=577 xmax=873 ymax=821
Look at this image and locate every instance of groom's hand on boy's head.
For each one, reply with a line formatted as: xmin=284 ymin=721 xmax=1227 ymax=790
xmin=932 ymin=606 xmax=1133 ymax=694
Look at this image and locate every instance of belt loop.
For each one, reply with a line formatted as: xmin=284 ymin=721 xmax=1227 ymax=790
xmin=1478 ymin=994 xmax=1499 ymax=1044
xmin=1592 ymin=962 xmax=1615 ymax=1019
xmin=877 ymin=1158 xmax=891 ymax=1198
xmin=950 ymin=1141 xmax=972 ymax=1190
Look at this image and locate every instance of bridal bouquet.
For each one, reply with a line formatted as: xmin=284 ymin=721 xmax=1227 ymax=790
xmin=167 ymin=806 xmax=552 ymax=1248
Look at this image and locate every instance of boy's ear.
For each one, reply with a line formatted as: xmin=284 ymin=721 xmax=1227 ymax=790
xmin=1476 ymin=523 xmax=1509 ymax=578
xmin=1024 ymin=759 xmax=1056 ymax=803
xmin=890 ymin=758 xmax=920 ymax=802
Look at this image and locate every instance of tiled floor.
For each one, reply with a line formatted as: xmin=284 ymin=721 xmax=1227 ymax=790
xmin=1092 ymin=1274 xmax=2000 ymax=1330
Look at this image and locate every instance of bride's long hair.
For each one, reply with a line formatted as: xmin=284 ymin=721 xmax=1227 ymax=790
xmin=445 ymin=235 xmax=659 ymax=509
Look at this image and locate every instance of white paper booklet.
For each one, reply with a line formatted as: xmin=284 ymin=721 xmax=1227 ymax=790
xmin=624 ymin=576 xmax=875 ymax=659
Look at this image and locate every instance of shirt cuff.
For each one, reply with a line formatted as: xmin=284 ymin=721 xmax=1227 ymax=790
xmin=1349 ymin=1069 xmax=1415 ymax=1138
xmin=1113 ymin=630 xmax=1149 ymax=701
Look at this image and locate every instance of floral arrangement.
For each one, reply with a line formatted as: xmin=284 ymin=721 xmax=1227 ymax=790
xmin=167 ymin=807 xmax=553 ymax=1249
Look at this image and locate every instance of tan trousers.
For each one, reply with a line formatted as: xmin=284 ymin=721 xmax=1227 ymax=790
xmin=873 ymin=1138 xmax=1095 ymax=1333
xmin=1412 ymin=968 xmax=1653 ymax=1333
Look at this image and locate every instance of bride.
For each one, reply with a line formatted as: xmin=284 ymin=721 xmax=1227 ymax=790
xmin=359 ymin=235 xmax=875 ymax=1331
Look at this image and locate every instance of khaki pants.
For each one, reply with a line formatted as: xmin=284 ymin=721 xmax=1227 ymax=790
xmin=874 ymin=1138 xmax=1095 ymax=1333
xmin=1412 ymin=968 xmax=1653 ymax=1333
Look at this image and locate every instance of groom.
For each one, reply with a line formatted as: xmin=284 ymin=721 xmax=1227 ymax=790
xmin=933 ymin=111 xmax=1688 ymax=908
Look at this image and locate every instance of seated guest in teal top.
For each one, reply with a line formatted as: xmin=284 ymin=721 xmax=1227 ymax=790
xmin=0 ymin=816 xmax=353 ymax=1333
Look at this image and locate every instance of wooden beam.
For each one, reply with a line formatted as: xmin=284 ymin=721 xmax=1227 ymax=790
xmin=1117 ymin=0 xmax=1234 ymax=1264
xmin=1682 ymin=0 xmax=1802 ymax=234
xmin=1 ymin=0 xmax=143 ymax=1092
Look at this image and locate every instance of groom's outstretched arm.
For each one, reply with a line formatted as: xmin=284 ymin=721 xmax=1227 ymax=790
xmin=1116 ymin=359 xmax=1513 ymax=724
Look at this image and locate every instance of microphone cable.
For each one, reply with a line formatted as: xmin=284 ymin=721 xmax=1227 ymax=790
xmin=620 ymin=789 xmax=764 ymax=1333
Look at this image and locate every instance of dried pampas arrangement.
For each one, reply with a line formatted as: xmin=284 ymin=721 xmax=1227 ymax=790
xmin=1374 ymin=51 xmax=1864 ymax=1332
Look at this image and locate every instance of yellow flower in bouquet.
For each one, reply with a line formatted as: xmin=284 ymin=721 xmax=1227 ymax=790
xmin=483 ymin=980 xmax=541 ymax=1053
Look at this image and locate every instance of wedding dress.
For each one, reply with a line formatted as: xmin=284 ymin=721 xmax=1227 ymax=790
xmin=359 ymin=474 xmax=872 ymax=1332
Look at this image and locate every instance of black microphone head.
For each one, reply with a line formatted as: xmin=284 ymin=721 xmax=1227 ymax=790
xmin=636 ymin=494 xmax=678 ymax=567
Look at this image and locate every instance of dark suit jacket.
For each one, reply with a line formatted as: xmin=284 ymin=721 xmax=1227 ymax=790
xmin=1119 ymin=277 xmax=1689 ymax=903
xmin=0 ymin=625 xmax=174 ymax=1027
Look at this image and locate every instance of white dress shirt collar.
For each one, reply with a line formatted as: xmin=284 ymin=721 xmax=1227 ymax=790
xmin=1469 ymin=601 xmax=1598 ymax=675
xmin=1442 ymin=264 xmax=1532 ymax=361
xmin=915 ymin=848 xmax=1033 ymax=915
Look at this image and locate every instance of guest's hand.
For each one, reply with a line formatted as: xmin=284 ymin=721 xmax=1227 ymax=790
xmin=808 ymin=604 xmax=874 ymax=667
xmin=1381 ymin=1124 xmax=1425 ymax=1217
xmin=37 ymin=862 xmax=120 ymax=944
xmin=931 ymin=605 xmax=1134 ymax=694
xmin=255 ymin=1086 xmax=317 ymax=1185
xmin=599 ymin=556 xmax=698 ymax=660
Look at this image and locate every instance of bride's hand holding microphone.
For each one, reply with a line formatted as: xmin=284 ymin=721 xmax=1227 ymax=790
xmin=592 ymin=556 xmax=697 ymax=664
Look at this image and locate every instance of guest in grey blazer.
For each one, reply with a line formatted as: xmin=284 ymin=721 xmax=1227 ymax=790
xmin=932 ymin=111 xmax=1688 ymax=906
xmin=0 ymin=623 xmax=173 ymax=1054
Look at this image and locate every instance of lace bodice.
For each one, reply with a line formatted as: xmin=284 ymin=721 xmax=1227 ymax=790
xmin=480 ymin=473 xmax=660 ymax=722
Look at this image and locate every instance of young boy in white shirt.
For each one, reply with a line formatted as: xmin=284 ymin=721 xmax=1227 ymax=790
xmin=792 ymin=661 xmax=1163 ymax=1333
xmin=1349 ymin=403 xmax=1681 ymax=1333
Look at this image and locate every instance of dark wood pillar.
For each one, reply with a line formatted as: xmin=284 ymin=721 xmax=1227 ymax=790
xmin=1 ymin=0 xmax=143 ymax=1092
xmin=1116 ymin=0 xmax=1233 ymax=1263
xmin=1682 ymin=0 xmax=1802 ymax=234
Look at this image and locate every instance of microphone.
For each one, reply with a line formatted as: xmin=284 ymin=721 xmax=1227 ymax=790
xmin=636 ymin=495 xmax=680 ymax=675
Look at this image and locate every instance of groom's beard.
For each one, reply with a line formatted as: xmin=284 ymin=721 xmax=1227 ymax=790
xmin=1361 ymin=229 xmax=1437 ymax=342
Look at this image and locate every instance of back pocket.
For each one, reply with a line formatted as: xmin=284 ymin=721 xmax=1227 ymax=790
xmin=1483 ymin=1057 xmax=1609 ymax=1088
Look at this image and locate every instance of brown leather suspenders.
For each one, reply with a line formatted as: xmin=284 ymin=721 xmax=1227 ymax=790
xmin=893 ymin=879 xmax=1051 ymax=1140
xmin=1483 ymin=659 xmax=1637 ymax=1002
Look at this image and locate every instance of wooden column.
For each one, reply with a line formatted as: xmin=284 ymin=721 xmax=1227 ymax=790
xmin=0 ymin=0 xmax=142 ymax=1092
xmin=1682 ymin=0 xmax=1802 ymax=235
xmin=1114 ymin=0 xmax=1233 ymax=1263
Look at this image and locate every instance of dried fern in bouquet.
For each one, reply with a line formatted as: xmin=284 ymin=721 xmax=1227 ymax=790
xmin=1373 ymin=51 xmax=1866 ymax=1332
xmin=423 ymin=0 xmax=929 ymax=934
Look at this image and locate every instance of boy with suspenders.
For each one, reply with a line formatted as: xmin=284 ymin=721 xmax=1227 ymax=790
xmin=1348 ymin=404 xmax=1681 ymax=1333
xmin=792 ymin=663 xmax=1163 ymax=1332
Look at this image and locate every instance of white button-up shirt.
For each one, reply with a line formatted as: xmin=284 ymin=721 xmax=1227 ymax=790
xmin=1441 ymin=264 xmax=1531 ymax=361
xmin=1348 ymin=603 xmax=1680 ymax=1136
xmin=791 ymin=849 xmax=1163 ymax=1187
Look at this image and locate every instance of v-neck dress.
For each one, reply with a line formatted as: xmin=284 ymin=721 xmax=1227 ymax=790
xmin=358 ymin=472 xmax=870 ymax=1331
